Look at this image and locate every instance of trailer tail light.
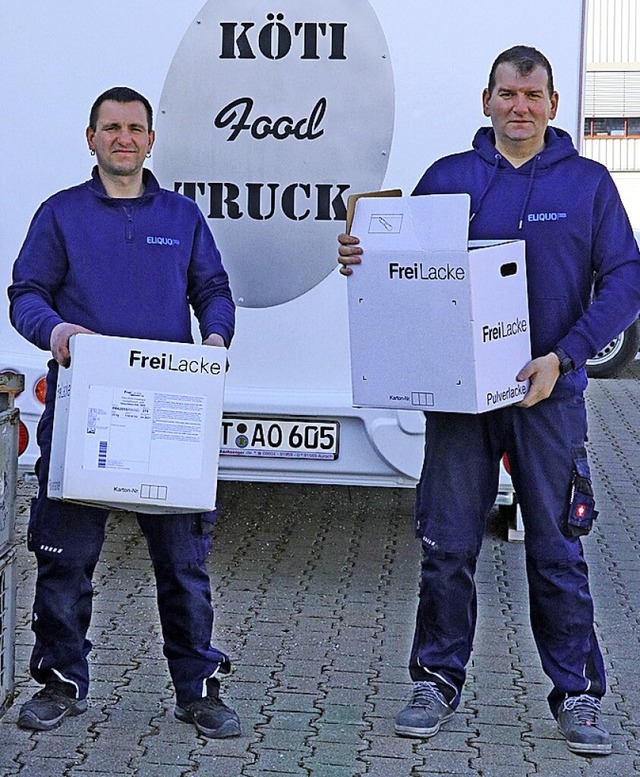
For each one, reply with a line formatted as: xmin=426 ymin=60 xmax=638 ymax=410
xmin=18 ymin=421 xmax=29 ymax=456
xmin=34 ymin=376 xmax=47 ymax=405
xmin=0 ymin=369 xmax=24 ymax=397
xmin=502 ymin=453 xmax=511 ymax=475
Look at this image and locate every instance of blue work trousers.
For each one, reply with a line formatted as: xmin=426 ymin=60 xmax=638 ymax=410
xmin=410 ymin=395 xmax=606 ymax=718
xmin=26 ymin=370 xmax=229 ymax=706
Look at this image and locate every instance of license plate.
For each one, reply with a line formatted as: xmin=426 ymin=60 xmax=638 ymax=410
xmin=220 ymin=416 xmax=339 ymax=460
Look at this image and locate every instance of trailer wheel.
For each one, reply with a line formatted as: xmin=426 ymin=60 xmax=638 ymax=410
xmin=586 ymin=319 xmax=640 ymax=379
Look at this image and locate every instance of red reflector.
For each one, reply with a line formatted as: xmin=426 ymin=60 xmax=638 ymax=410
xmin=34 ymin=376 xmax=47 ymax=405
xmin=18 ymin=421 xmax=29 ymax=456
xmin=502 ymin=453 xmax=511 ymax=474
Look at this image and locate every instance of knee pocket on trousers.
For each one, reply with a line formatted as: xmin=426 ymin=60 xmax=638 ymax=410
xmin=420 ymin=543 xmax=479 ymax=566
xmin=27 ymin=500 xmax=105 ymax=561
xmin=418 ymin=529 xmax=482 ymax=558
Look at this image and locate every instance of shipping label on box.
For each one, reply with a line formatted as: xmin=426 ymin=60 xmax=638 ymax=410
xmin=347 ymin=193 xmax=531 ymax=413
xmin=48 ymin=334 xmax=226 ymax=513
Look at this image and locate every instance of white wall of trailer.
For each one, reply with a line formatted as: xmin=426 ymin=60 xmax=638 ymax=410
xmin=0 ymin=1 xmax=586 ymax=486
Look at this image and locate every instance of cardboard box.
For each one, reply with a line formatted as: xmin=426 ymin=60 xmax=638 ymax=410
xmin=48 ymin=334 xmax=226 ymax=513
xmin=347 ymin=193 xmax=531 ymax=413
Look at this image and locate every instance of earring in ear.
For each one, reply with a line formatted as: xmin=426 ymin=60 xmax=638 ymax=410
xmin=146 ymin=152 xmax=151 ymax=158
xmin=90 ymin=150 xmax=95 ymax=156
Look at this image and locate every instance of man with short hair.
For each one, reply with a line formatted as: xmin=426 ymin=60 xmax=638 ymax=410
xmin=339 ymin=46 xmax=640 ymax=755
xmin=9 ymin=86 xmax=240 ymax=739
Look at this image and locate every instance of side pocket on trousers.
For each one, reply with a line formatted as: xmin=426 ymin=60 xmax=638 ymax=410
xmin=196 ymin=510 xmax=218 ymax=538
xmin=563 ymin=446 xmax=599 ymax=539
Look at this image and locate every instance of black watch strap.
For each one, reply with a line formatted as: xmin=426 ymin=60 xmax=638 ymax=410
xmin=553 ymin=347 xmax=575 ymax=375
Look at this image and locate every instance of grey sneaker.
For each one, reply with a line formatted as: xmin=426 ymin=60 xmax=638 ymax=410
xmin=395 ymin=681 xmax=454 ymax=738
xmin=556 ymin=694 xmax=612 ymax=755
xmin=17 ymin=681 xmax=87 ymax=731
xmin=175 ymin=683 xmax=241 ymax=739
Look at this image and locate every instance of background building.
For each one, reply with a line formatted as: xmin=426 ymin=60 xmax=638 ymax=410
xmin=585 ymin=0 xmax=640 ymax=226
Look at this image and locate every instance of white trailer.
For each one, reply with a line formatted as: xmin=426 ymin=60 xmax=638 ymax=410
xmin=0 ymin=1 xmax=586 ymax=503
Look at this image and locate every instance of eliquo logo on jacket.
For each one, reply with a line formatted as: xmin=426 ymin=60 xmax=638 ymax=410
xmin=146 ymin=235 xmax=181 ymax=245
xmin=527 ymin=211 xmax=567 ymax=223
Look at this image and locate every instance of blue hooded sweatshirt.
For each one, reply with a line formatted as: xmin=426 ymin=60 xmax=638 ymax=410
xmin=8 ymin=167 xmax=235 ymax=353
xmin=413 ymin=126 xmax=640 ymax=393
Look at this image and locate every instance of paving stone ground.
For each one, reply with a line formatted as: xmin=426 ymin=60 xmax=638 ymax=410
xmin=1 ymin=362 xmax=639 ymax=777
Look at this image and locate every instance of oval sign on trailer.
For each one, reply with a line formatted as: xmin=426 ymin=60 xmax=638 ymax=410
xmin=154 ymin=0 xmax=394 ymax=308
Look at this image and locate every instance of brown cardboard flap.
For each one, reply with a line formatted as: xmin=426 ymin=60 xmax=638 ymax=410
xmin=345 ymin=189 xmax=403 ymax=235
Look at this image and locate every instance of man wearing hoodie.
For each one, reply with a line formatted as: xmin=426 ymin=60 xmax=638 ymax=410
xmin=338 ymin=46 xmax=640 ymax=756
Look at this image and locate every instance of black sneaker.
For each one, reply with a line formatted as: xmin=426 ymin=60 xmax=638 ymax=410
xmin=556 ymin=694 xmax=612 ymax=755
xmin=175 ymin=683 xmax=241 ymax=739
xmin=394 ymin=681 xmax=454 ymax=738
xmin=17 ymin=681 xmax=87 ymax=731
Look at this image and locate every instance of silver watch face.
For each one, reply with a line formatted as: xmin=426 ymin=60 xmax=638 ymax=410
xmin=154 ymin=0 xmax=395 ymax=309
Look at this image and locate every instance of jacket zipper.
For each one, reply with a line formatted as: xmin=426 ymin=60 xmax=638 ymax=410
xmin=122 ymin=204 xmax=135 ymax=243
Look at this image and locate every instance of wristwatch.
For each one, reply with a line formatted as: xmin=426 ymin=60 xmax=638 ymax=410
xmin=553 ymin=346 xmax=575 ymax=375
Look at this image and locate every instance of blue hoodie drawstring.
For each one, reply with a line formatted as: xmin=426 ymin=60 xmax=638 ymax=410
xmin=469 ymin=152 xmax=540 ymax=230
xmin=518 ymin=155 xmax=539 ymax=230
xmin=470 ymin=153 xmax=500 ymax=223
